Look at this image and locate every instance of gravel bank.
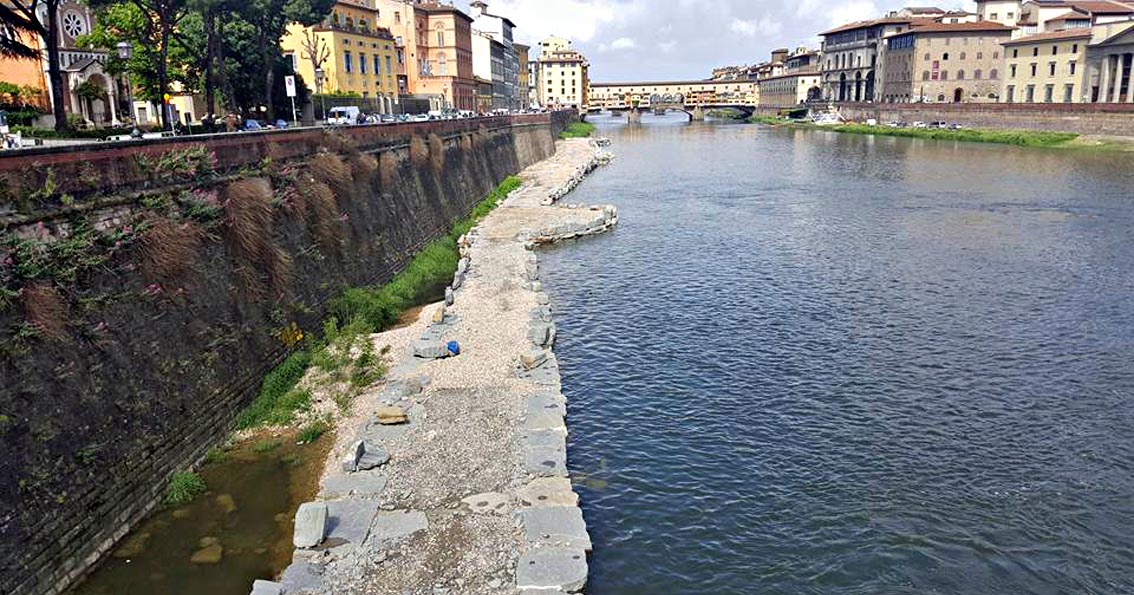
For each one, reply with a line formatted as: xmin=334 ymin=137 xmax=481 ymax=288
xmin=263 ymin=138 xmax=615 ymax=595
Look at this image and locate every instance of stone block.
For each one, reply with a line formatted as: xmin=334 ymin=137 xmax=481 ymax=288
xmin=516 ymin=547 xmax=588 ymax=593
xmin=530 ymin=281 xmax=544 ymax=293
xmin=520 ymin=507 xmax=592 ymax=551
xmin=367 ymin=511 xmax=429 ymax=547
xmin=520 ymin=348 xmax=549 ymax=371
xmin=522 ymin=429 xmax=567 ymax=452
xmin=249 ymin=580 xmax=283 ymax=595
xmin=445 ymin=287 xmax=455 ymax=306
xmin=413 ymin=340 xmax=450 ymax=360
xmin=325 ymin=499 xmax=381 ymax=545
xmin=376 ymin=405 xmax=409 ymax=425
xmin=457 ymin=258 xmax=470 ymax=276
xmin=524 ymin=447 xmax=568 ymax=478
xmin=357 ymin=445 xmax=390 ymax=471
xmin=528 ymin=393 xmax=567 ymax=418
xmin=431 ymin=305 xmax=447 ymax=325
xmin=280 ymin=558 xmax=323 ymax=594
xmin=293 ymin=502 xmax=328 ymax=549
xmin=528 ymin=323 xmax=552 ymax=347
xmin=452 ymin=272 xmax=464 ymax=290
xmin=536 ymin=292 xmax=551 ymax=306
xmin=519 ymin=478 xmax=579 ymax=508
xmin=341 ymin=440 xmax=366 ymax=473
xmin=323 ymin=471 xmax=387 ymax=499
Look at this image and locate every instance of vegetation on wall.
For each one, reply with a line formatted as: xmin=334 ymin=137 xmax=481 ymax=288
xmin=559 ymin=122 xmax=596 ymax=139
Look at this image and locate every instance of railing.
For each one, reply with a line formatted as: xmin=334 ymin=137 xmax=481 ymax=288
xmin=60 ymin=49 xmax=108 ymax=69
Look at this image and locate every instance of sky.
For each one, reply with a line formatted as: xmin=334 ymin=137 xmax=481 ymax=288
xmin=454 ymin=0 xmax=971 ymax=82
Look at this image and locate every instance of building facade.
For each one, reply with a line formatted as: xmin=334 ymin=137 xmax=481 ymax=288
xmin=515 ymin=43 xmax=530 ymax=108
xmin=413 ymin=3 xmax=476 ymax=110
xmin=469 ymin=1 xmax=520 ymax=109
xmin=534 ymin=36 xmax=589 ymax=109
xmin=1088 ymin=22 xmax=1134 ymax=102
xmin=471 ymin=31 xmax=506 ymax=110
xmin=880 ymin=21 xmax=1013 ymax=103
xmin=820 ymin=16 xmax=927 ymax=102
xmin=282 ymin=0 xmax=399 ymax=111
xmin=757 ymin=48 xmax=822 ymax=108
xmin=1001 ymin=28 xmax=1093 ymax=102
xmin=588 ymin=80 xmax=758 ymax=110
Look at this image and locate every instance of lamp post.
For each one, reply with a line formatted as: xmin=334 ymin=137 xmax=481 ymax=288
xmin=314 ymin=68 xmax=325 ymax=123
xmin=116 ymin=42 xmax=141 ymax=138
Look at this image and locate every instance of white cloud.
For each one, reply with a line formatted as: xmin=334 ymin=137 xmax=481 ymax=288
xmin=729 ymin=16 xmax=782 ymax=37
xmin=483 ymin=0 xmax=646 ymax=44
xmin=610 ymin=37 xmax=636 ymax=49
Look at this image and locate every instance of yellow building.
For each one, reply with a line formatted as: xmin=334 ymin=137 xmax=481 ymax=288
xmin=1001 ymin=29 xmax=1093 ymax=103
xmin=282 ymin=0 xmax=399 ymax=111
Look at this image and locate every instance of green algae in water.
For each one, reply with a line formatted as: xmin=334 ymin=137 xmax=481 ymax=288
xmin=71 ymin=432 xmax=330 ymax=595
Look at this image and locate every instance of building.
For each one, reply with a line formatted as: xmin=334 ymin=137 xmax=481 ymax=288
xmin=757 ymin=47 xmax=823 ymax=108
xmin=516 ymin=43 xmax=531 ymax=108
xmin=469 ymin=1 xmax=521 ymax=109
xmin=820 ymin=16 xmax=929 ymax=102
xmin=1086 ymin=22 xmax=1134 ymax=102
xmin=471 ymin=30 xmax=506 ymax=110
xmin=975 ymin=0 xmax=1025 ymax=26
xmin=282 ymin=0 xmax=400 ymax=112
xmin=0 ymin=0 xmax=122 ymax=127
xmin=880 ymin=21 xmax=1013 ymax=103
xmin=1001 ymin=28 xmax=1093 ymax=102
xmin=588 ymin=80 xmax=758 ymax=110
xmin=534 ymin=36 xmax=589 ymax=109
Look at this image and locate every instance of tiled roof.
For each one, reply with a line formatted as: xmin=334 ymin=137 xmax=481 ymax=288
xmin=1001 ymin=28 xmax=1094 ymax=44
xmin=820 ymin=16 xmax=929 ymax=35
xmin=899 ymin=21 xmax=1015 ymax=33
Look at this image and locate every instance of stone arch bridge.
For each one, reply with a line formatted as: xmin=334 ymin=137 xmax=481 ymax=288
xmin=587 ymin=80 xmax=759 ymax=122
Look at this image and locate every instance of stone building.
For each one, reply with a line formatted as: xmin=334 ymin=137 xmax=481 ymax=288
xmin=757 ymin=48 xmax=823 ymax=108
xmin=469 ymin=1 xmax=521 ymax=109
xmin=534 ymin=36 xmax=589 ymax=109
xmin=880 ymin=21 xmax=1013 ymax=103
xmin=516 ymin=43 xmax=531 ymax=108
xmin=471 ymin=30 xmax=506 ymax=110
xmin=1087 ymin=22 xmax=1134 ymax=102
xmin=0 ymin=0 xmax=121 ymax=127
xmin=1001 ymin=28 xmax=1093 ymax=102
xmin=820 ymin=16 xmax=928 ymax=102
xmin=281 ymin=0 xmax=400 ymax=112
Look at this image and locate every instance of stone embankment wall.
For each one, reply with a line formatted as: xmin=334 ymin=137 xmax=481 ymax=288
xmin=756 ymin=102 xmax=1134 ymax=136
xmin=0 ymin=112 xmax=575 ymax=595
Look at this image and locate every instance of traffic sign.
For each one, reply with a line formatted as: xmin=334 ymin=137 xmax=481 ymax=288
xmin=285 ymin=76 xmax=297 ymax=98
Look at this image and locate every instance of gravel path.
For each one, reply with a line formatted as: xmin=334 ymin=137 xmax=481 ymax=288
xmin=268 ymin=138 xmax=616 ymax=595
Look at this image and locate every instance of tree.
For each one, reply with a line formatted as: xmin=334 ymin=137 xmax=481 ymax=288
xmin=237 ymin=0 xmax=333 ymax=119
xmin=299 ymin=28 xmax=329 ymax=86
xmin=3 ymin=0 xmax=71 ymax=131
xmin=0 ymin=6 xmax=40 ymax=59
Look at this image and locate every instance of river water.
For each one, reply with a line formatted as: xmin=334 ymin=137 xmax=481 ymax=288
xmin=540 ymin=115 xmax=1134 ymax=595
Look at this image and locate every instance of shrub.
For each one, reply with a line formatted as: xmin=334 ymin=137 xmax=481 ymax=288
xmin=559 ymin=122 xmax=596 ymax=139
xmin=235 ymin=351 xmax=313 ymax=429
xmin=138 ymin=218 xmax=204 ymax=286
xmin=165 ymin=472 xmax=207 ymax=506
xmin=296 ymin=420 xmax=329 ymax=444
xmin=22 ymin=282 xmax=68 ymax=341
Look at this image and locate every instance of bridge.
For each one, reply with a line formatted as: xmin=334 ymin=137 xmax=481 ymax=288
xmin=588 ymin=80 xmax=758 ymax=122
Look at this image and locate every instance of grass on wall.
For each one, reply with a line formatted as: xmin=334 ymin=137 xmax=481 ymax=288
xmin=559 ymin=122 xmax=596 ymax=139
xmin=236 ymin=175 xmax=523 ymax=431
xmin=749 ymin=116 xmax=1080 ymax=148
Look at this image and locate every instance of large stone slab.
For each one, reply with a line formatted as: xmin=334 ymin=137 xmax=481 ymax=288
xmin=323 ymin=471 xmax=388 ymax=499
xmin=520 ymin=507 xmax=591 ymax=551
xmin=280 ymin=558 xmax=323 ymax=594
xmin=524 ymin=447 xmax=568 ymax=478
xmin=293 ymin=502 xmax=327 ymax=549
xmin=518 ymin=478 xmax=579 ymax=508
xmin=516 ymin=547 xmax=588 ymax=593
xmin=527 ymin=393 xmax=567 ymax=418
xmin=325 ymin=499 xmax=381 ymax=546
xmin=522 ymin=429 xmax=567 ymax=452
xmin=367 ymin=510 xmax=429 ymax=547
xmin=249 ymin=580 xmax=283 ymax=595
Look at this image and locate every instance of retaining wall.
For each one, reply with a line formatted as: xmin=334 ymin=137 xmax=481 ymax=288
xmin=0 ymin=112 xmax=574 ymax=595
xmin=755 ymin=103 xmax=1134 ymax=136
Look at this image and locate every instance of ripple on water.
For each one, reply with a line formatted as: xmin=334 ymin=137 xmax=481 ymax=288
xmin=541 ymin=117 xmax=1134 ymax=595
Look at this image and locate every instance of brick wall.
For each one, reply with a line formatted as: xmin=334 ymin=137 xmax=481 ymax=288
xmin=0 ymin=113 xmax=568 ymax=595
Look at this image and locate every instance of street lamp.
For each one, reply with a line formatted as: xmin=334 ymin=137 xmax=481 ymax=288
xmin=314 ymin=68 xmax=325 ymax=122
xmin=116 ymin=42 xmax=141 ymax=138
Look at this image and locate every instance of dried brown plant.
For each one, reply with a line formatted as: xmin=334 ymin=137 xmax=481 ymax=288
xmin=224 ymin=177 xmax=293 ymax=299
xmin=349 ymin=153 xmax=378 ymax=186
xmin=139 ymin=217 xmax=204 ymax=286
xmin=378 ymin=151 xmax=400 ymax=188
xmin=310 ymin=152 xmax=353 ymax=198
xmin=409 ymin=135 xmax=429 ymax=168
xmin=428 ymin=133 xmax=446 ymax=173
xmin=304 ymin=180 xmax=343 ymax=251
xmin=23 ymin=282 xmax=68 ymax=341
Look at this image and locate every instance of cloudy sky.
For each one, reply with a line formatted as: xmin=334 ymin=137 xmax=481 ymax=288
xmin=455 ymin=0 xmax=971 ymax=82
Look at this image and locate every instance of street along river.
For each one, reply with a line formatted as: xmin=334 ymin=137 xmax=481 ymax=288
xmin=540 ymin=115 xmax=1134 ymax=594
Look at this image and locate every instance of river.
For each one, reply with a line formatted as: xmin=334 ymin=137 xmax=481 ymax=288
xmin=540 ymin=115 xmax=1134 ymax=595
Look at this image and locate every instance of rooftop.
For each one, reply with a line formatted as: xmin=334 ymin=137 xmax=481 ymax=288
xmin=1001 ymin=28 xmax=1095 ymax=44
xmin=820 ymin=16 xmax=930 ymax=36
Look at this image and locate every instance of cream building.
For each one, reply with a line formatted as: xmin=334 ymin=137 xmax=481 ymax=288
xmin=975 ymin=0 xmax=1025 ymax=26
xmin=534 ymin=36 xmax=589 ymax=109
xmin=1087 ymin=22 xmax=1134 ymax=102
xmin=820 ymin=16 xmax=928 ymax=102
xmin=880 ymin=21 xmax=1013 ymax=103
xmin=757 ymin=48 xmax=822 ymax=108
xmin=1001 ymin=28 xmax=1093 ymax=102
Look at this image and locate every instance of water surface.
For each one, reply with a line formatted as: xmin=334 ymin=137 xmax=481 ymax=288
xmin=542 ymin=115 xmax=1134 ymax=595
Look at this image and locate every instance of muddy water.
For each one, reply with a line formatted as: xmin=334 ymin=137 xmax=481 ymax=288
xmin=71 ymin=431 xmax=331 ymax=595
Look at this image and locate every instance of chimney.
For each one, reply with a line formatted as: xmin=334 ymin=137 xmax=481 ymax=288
xmin=470 ymin=0 xmax=487 ymax=17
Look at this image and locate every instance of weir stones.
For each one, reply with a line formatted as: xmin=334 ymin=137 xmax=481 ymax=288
xmin=293 ymin=502 xmax=328 ymax=549
xmin=516 ymin=547 xmax=589 ymax=593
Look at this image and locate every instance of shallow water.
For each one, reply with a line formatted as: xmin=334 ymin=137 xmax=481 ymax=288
xmin=71 ymin=431 xmax=330 ymax=595
xmin=540 ymin=115 xmax=1134 ymax=595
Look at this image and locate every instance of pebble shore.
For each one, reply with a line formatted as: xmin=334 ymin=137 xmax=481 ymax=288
xmin=260 ymin=138 xmax=616 ymax=595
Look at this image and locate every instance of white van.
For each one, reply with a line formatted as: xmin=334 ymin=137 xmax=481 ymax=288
xmin=327 ymin=106 xmax=361 ymax=125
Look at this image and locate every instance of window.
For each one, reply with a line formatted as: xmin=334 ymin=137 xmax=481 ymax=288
xmin=1012 ymin=49 xmax=1018 ymax=58
xmin=974 ymin=69 xmax=982 ymax=79
xmin=1025 ymin=84 xmax=1035 ymax=102
xmin=374 ymin=55 xmax=381 ymax=74
xmin=439 ymin=54 xmax=447 ymax=75
xmin=1070 ymin=61 xmax=1077 ymax=75
xmin=1049 ymin=62 xmax=1056 ymax=76
xmin=395 ymin=11 xmax=400 ymax=24
xmin=1052 ymin=45 xmax=1058 ymax=55
xmin=1044 ymin=84 xmax=1054 ymax=103
xmin=922 ymin=70 xmax=931 ymax=81
xmin=1072 ymin=44 xmax=1078 ymax=53
xmin=1010 ymin=64 xmax=1017 ymax=77
xmin=977 ymin=52 xmax=983 ymax=59
xmin=386 ymin=55 xmax=392 ymax=75
xmin=1030 ymin=63 xmax=1037 ymax=77
xmin=957 ymin=69 xmax=965 ymax=80
xmin=1006 ymin=85 xmax=1015 ymax=102
xmin=344 ymin=51 xmax=352 ymax=73
xmin=943 ymin=52 xmax=950 ymax=60
xmin=1064 ymin=84 xmax=1074 ymax=102
xmin=960 ymin=52 xmax=966 ymax=60
xmin=993 ymin=52 xmax=999 ymax=59
xmin=1032 ymin=47 xmax=1039 ymax=57
xmin=941 ymin=70 xmax=949 ymax=80
xmin=990 ymin=12 xmax=999 ymax=19
xmin=360 ymin=53 xmax=366 ymax=74
xmin=990 ymin=69 xmax=998 ymax=79
xmin=437 ymin=31 xmax=444 ymax=46
xmin=924 ymin=52 xmax=930 ymax=61
xmin=1008 ymin=12 xmax=1015 ymax=19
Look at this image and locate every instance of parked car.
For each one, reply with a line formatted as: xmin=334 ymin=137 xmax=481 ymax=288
xmin=949 ymin=123 xmax=965 ymax=130
xmin=928 ymin=121 xmax=948 ymax=129
xmin=912 ymin=121 xmax=927 ymax=129
xmin=327 ymin=106 xmax=361 ymax=125
xmin=243 ymin=119 xmax=263 ymax=131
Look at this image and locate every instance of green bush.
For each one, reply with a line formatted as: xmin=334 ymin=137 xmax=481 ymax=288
xmin=165 ymin=472 xmax=207 ymax=506
xmin=824 ymin=123 xmax=1078 ymax=147
xmin=297 ymin=420 xmax=329 ymax=444
xmin=559 ymin=122 xmax=596 ymax=139
xmin=235 ymin=351 xmax=313 ymax=429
